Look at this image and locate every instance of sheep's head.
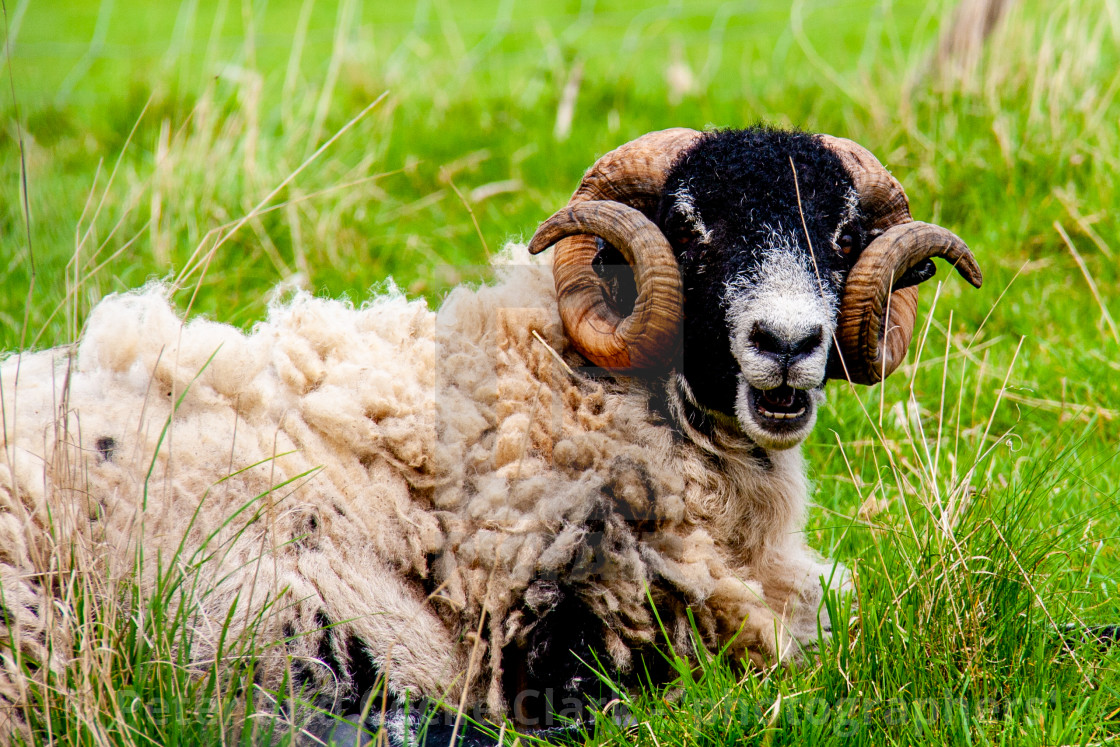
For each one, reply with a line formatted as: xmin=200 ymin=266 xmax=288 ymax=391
xmin=529 ymin=127 xmax=983 ymax=450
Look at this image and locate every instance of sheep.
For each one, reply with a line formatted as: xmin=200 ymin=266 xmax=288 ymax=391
xmin=0 ymin=125 xmax=982 ymax=742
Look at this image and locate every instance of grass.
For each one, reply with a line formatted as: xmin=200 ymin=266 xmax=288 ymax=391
xmin=2 ymin=0 xmax=1120 ymax=744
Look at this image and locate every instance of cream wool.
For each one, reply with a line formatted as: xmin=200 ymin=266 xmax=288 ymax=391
xmin=0 ymin=245 xmax=840 ymax=734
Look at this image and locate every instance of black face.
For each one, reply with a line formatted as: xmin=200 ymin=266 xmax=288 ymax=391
xmin=648 ymin=127 xmax=866 ymax=446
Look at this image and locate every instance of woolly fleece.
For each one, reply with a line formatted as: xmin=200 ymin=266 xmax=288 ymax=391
xmin=0 ymin=245 xmax=840 ymax=733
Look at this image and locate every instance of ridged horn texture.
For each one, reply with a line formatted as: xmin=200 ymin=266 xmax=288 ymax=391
xmin=529 ymin=202 xmax=684 ymax=369
xmin=819 ymin=135 xmax=984 ymax=384
xmin=528 ymin=128 xmax=702 ymax=370
xmin=818 ymin=135 xmax=913 ymax=231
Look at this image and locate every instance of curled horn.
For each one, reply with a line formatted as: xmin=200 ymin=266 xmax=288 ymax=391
xmin=528 ymin=128 xmax=702 ymax=370
xmin=819 ymin=135 xmax=983 ymax=385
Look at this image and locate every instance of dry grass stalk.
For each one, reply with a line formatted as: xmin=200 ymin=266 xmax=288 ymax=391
xmin=930 ymin=0 xmax=1017 ymax=87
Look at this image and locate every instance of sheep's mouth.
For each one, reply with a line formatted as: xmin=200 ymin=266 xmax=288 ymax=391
xmin=747 ymin=385 xmax=812 ymax=429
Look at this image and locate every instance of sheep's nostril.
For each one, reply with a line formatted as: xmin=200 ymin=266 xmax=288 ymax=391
xmin=749 ymin=324 xmax=786 ymax=357
xmin=790 ymin=326 xmax=824 ymax=362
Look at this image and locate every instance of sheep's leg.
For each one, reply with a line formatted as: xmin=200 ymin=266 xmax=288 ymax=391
xmin=696 ymin=544 xmax=849 ymax=667
xmin=706 ymin=577 xmax=785 ymax=667
xmin=753 ymin=543 xmax=851 ymax=659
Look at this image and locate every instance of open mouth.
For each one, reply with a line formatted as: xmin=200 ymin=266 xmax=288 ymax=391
xmin=748 ymin=384 xmax=812 ymax=428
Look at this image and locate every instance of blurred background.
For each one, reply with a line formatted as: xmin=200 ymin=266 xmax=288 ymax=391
xmin=5 ymin=0 xmax=1114 ymax=344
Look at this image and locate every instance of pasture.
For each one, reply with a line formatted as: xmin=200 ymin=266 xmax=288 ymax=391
xmin=2 ymin=0 xmax=1119 ymax=743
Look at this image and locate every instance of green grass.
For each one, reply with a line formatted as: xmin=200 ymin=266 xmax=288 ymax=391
xmin=3 ymin=0 xmax=1120 ymax=744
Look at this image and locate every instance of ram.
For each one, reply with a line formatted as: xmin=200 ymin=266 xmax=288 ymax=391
xmin=0 ymin=126 xmax=981 ymax=742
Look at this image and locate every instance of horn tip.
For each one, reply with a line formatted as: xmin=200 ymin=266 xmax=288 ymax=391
xmin=527 ymin=229 xmax=551 ymax=255
xmin=959 ymin=257 xmax=983 ymax=289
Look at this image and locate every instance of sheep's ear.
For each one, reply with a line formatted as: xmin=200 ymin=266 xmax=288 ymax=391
xmin=528 ymin=200 xmax=683 ymax=372
xmin=829 ymin=222 xmax=982 ymax=385
xmin=889 ymin=259 xmax=937 ymax=291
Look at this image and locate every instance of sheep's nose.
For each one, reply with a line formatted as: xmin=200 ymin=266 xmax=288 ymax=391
xmin=749 ymin=323 xmax=824 ymax=366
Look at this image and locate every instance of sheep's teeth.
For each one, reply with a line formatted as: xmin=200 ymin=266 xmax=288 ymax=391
xmin=758 ymin=407 xmax=807 ymax=420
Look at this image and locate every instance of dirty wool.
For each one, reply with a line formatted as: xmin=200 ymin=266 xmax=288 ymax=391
xmin=0 ymin=246 xmax=838 ymax=732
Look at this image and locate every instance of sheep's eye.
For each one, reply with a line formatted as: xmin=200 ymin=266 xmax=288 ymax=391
xmin=837 ymin=225 xmax=863 ymax=256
